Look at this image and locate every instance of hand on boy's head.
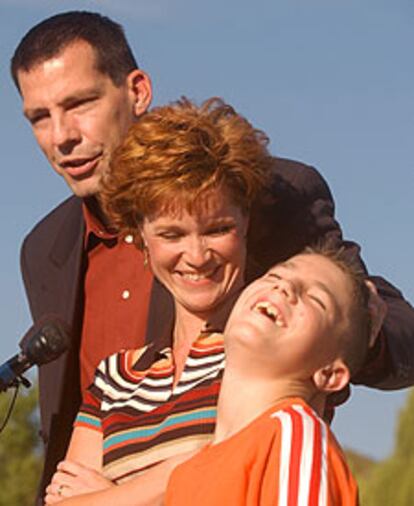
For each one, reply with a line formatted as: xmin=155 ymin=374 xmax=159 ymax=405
xmin=365 ymin=280 xmax=387 ymax=348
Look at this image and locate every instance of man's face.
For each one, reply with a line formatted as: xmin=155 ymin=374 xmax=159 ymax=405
xmin=224 ymin=253 xmax=354 ymax=380
xmin=17 ymin=41 xmax=151 ymax=197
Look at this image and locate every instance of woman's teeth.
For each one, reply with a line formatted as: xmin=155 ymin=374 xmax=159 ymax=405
xmin=181 ymin=270 xmax=215 ymax=281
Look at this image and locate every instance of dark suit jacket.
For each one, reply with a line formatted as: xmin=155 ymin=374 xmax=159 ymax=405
xmin=21 ymin=157 xmax=414 ymax=502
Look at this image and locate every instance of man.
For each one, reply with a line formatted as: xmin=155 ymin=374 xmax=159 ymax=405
xmin=11 ymin=9 xmax=414 ymax=504
xmin=11 ymin=12 xmax=156 ymax=502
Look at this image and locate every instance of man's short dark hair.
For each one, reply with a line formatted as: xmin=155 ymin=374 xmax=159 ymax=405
xmin=11 ymin=11 xmax=138 ymax=91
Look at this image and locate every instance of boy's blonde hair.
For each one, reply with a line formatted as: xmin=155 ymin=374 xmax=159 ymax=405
xmin=303 ymin=244 xmax=372 ymax=377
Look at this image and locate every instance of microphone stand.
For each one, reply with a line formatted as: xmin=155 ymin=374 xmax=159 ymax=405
xmin=0 ymin=372 xmax=32 ymax=435
xmin=0 ymin=374 xmax=31 ymax=393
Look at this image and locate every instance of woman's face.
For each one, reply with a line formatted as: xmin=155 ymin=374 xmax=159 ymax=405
xmin=141 ymin=190 xmax=249 ymax=318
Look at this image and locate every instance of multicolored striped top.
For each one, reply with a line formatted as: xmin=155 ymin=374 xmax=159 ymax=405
xmin=75 ymin=332 xmax=224 ymax=483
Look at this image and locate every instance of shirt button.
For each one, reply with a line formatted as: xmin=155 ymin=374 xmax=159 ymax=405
xmin=122 ymin=290 xmax=130 ymax=300
xmin=124 ymin=234 xmax=134 ymax=244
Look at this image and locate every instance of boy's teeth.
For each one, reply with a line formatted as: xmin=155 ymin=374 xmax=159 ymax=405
xmin=253 ymin=301 xmax=285 ymax=327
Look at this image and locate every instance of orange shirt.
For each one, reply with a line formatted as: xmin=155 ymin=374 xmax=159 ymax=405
xmin=79 ymin=204 xmax=153 ymax=392
xmin=166 ymin=397 xmax=359 ymax=506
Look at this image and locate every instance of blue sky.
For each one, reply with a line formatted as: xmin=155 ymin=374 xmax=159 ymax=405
xmin=0 ymin=0 xmax=413 ymax=460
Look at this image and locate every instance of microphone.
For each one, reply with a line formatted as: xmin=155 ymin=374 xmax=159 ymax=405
xmin=0 ymin=320 xmax=69 ymax=392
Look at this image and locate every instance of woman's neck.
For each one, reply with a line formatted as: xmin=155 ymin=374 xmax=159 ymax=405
xmin=173 ymin=288 xmax=241 ymax=348
xmin=171 ymin=291 xmax=239 ymax=388
xmin=173 ymin=311 xmax=207 ymax=350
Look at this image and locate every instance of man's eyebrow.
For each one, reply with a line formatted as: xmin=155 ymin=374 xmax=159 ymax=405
xmin=59 ymin=88 xmax=101 ymax=106
xmin=23 ymin=107 xmax=45 ymax=119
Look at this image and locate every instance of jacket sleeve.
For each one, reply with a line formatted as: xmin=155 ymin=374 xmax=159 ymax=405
xmin=247 ymin=157 xmax=414 ymax=389
xmin=300 ymin=164 xmax=414 ymax=389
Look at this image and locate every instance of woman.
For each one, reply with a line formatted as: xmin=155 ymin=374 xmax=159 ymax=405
xmin=45 ymin=97 xmax=271 ymax=505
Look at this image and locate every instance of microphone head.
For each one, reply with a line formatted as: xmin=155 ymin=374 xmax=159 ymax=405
xmin=23 ymin=320 xmax=70 ymax=365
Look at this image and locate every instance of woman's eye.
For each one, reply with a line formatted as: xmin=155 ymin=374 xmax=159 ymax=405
xmin=158 ymin=232 xmax=182 ymax=240
xmin=207 ymin=225 xmax=234 ymax=236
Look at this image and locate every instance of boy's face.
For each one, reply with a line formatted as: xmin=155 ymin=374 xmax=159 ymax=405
xmin=224 ymin=253 xmax=354 ymax=379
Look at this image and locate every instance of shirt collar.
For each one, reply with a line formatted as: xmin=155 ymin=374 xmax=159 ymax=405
xmin=82 ymin=201 xmax=117 ymax=249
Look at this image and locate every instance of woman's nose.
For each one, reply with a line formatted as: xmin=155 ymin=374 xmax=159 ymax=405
xmin=183 ymin=236 xmax=211 ymax=267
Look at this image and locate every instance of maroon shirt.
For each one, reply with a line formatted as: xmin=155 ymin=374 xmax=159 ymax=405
xmin=80 ymin=204 xmax=153 ymax=392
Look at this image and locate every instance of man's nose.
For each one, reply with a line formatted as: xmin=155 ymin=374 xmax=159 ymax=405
xmin=52 ymin=114 xmax=81 ymax=154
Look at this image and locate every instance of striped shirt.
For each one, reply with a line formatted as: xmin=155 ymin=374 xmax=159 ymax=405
xmin=166 ymin=398 xmax=359 ymax=506
xmin=75 ymin=332 xmax=224 ymax=483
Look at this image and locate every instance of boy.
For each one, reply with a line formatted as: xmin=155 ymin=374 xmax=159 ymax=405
xmin=166 ymin=247 xmax=369 ymax=505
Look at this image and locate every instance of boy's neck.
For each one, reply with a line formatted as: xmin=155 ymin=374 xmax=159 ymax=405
xmin=213 ymin=367 xmax=327 ymax=444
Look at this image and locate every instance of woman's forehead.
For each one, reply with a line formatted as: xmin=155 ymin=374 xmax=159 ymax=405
xmin=145 ymin=189 xmax=243 ymax=222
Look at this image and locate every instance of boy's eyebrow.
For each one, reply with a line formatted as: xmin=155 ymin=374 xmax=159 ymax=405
xmin=279 ymin=260 xmax=294 ymax=270
xmin=274 ymin=260 xmax=340 ymax=308
xmin=311 ymin=281 xmax=337 ymax=304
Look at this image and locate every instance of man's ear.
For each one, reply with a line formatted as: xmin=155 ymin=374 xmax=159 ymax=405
xmin=312 ymin=359 xmax=350 ymax=393
xmin=127 ymin=69 xmax=152 ymax=117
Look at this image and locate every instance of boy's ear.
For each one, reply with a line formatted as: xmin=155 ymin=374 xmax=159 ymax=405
xmin=312 ymin=359 xmax=350 ymax=393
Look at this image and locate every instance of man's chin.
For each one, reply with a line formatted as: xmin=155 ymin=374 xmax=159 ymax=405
xmin=65 ymin=176 xmax=101 ymax=198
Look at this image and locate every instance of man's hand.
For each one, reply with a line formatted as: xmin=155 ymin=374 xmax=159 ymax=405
xmin=365 ymin=280 xmax=387 ymax=347
xmin=44 ymin=460 xmax=114 ymax=504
